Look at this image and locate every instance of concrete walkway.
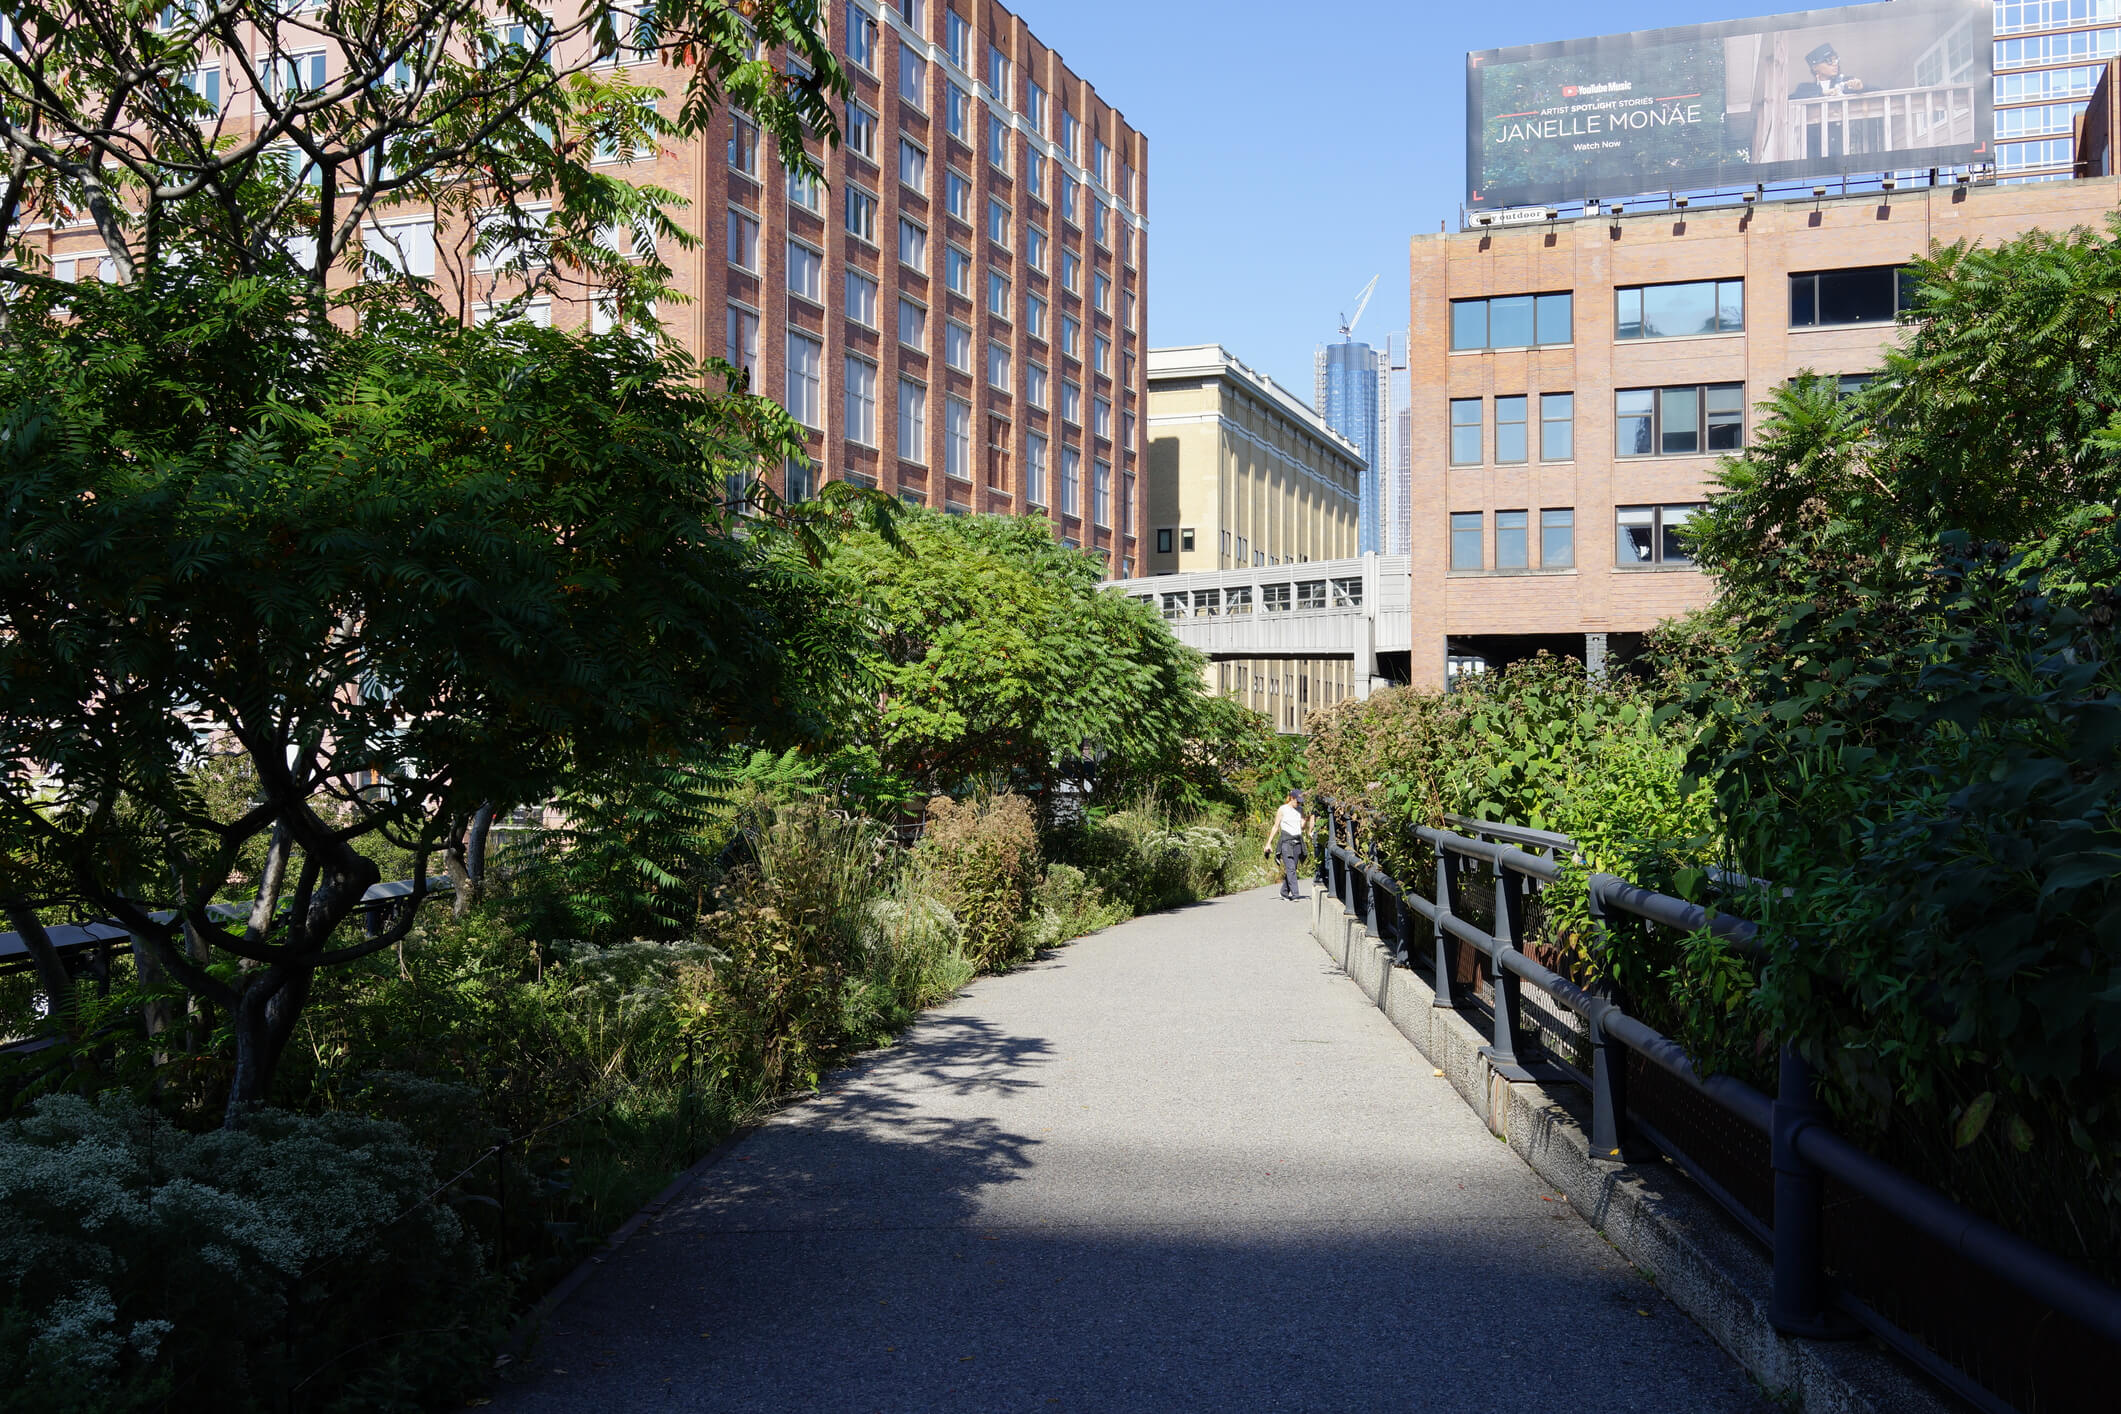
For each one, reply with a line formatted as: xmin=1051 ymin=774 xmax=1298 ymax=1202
xmin=497 ymin=885 xmax=1769 ymax=1413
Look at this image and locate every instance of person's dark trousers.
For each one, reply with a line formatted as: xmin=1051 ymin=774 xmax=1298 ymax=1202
xmin=1277 ymin=838 xmax=1306 ymax=900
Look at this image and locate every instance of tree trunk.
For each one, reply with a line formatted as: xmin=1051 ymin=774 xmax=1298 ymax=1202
xmin=129 ymin=931 xmax=178 ymax=1066
xmin=467 ymin=802 xmax=496 ymax=904
xmin=4 ymin=901 xmax=75 ymax=1031
xmin=443 ymin=813 xmax=472 ymax=919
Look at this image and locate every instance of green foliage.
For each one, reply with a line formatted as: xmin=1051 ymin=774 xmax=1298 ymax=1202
xmin=914 ymin=795 xmax=1043 ymax=970
xmin=1046 ymin=803 xmax=1273 ymax=921
xmin=0 ymin=1093 xmax=497 ymax=1414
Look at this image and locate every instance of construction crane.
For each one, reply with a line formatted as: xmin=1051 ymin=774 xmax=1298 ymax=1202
xmin=1338 ymin=275 xmax=1379 ymax=340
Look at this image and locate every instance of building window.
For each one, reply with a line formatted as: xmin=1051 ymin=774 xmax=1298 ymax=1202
xmin=787 ymin=240 xmax=823 ymax=302
xmin=1494 ymin=395 xmax=1527 ymax=464
xmin=845 ymin=2 xmax=877 ymax=69
xmin=1155 ymin=528 xmax=1173 ymax=554
xmin=364 ymin=218 xmax=436 ymax=278
xmin=1092 ymin=271 xmax=1110 ymax=313
xmin=846 ymin=100 xmax=877 ymax=159
xmin=945 ymin=245 xmax=971 ymax=295
xmin=1091 ymin=334 xmax=1110 ymax=375
xmin=898 ymin=40 xmax=926 ymax=108
xmin=987 ymin=113 xmax=1009 ymax=170
xmin=944 ymin=8 xmax=968 ymax=67
xmin=987 ymin=43 xmax=1012 ymax=98
xmin=1026 ymin=362 xmax=1048 ymax=409
xmin=1026 ymin=147 xmax=1045 ymax=195
xmin=947 ymin=170 xmax=971 ymax=220
xmin=987 ymin=269 xmax=1010 ymax=318
xmin=946 ymin=82 xmax=969 ymax=140
xmin=944 ymin=320 xmax=972 ymax=371
xmin=1617 ymin=504 xmax=1703 ymax=567
xmin=786 ymin=456 xmax=815 ymax=502
xmin=1027 ymin=432 xmax=1048 ymax=505
xmin=1540 ymin=393 xmax=1573 ymax=461
xmin=1450 ymin=292 xmax=1572 ymax=351
xmin=987 ymin=196 xmax=1010 ymax=247
xmin=1615 ymin=384 xmax=1743 ymax=457
xmin=844 ymin=355 xmax=878 ymax=446
xmin=847 ymin=270 xmax=879 ymax=328
xmin=1615 ymin=279 xmax=1744 ymax=340
xmin=898 ymin=377 xmax=927 ymax=461
xmin=987 ymin=340 xmax=1011 ymax=391
xmin=1093 ymin=460 xmax=1111 ymax=527
xmin=1122 ymin=470 xmax=1135 ymax=534
xmin=1789 ymin=266 xmax=1917 ymax=327
xmin=1060 ymin=315 xmax=1080 ymax=357
xmin=1124 ymin=289 xmax=1137 ymax=330
xmin=725 ymin=305 xmax=759 ymax=387
xmin=1026 ymin=293 xmax=1047 ymax=339
xmin=1450 ymin=511 xmax=1483 ymax=570
xmin=786 ymin=333 xmax=822 ymax=429
xmin=899 ymin=136 xmax=926 ymax=188
xmin=1060 ymin=447 xmax=1081 ymax=516
xmin=1092 ymin=395 xmax=1112 ymax=437
xmin=1449 ymin=398 xmax=1481 ymax=466
xmin=1060 ymin=248 xmax=1079 ymax=291
xmin=1061 ymin=379 xmax=1081 ymax=425
xmin=898 ymin=217 xmax=926 ymax=271
xmin=788 ymin=166 xmax=822 ymax=213
xmin=1059 ymin=175 xmax=1079 ymax=224
xmin=1495 ymin=510 xmax=1528 ymax=570
xmin=944 ymin=395 xmax=972 ymax=479
xmin=1025 ymin=226 xmax=1047 ymax=271
xmin=845 ymin=186 xmax=878 ymax=243
xmin=728 ymin=113 xmax=759 ymax=173
xmin=1061 ymin=109 xmax=1080 ymax=159
xmin=898 ymin=296 xmax=926 ymax=348
xmin=1122 ymin=408 xmax=1136 ymax=446
xmin=1027 ymin=78 xmax=1048 ymax=132
xmin=1541 ymin=508 xmax=1574 ymax=568
xmin=1092 ymin=203 xmax=1109 ymax=247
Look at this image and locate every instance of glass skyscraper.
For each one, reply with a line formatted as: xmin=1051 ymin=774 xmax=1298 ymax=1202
xmin=1995 ymin=0 xmax=2121 ymax=179
xmin=1315 ymin=340 xmax=1385 ymax=554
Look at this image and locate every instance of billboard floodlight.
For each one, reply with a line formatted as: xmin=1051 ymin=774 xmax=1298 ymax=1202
xmin=1674 ymin=196 xmax=1689 ymax=209
xmin=1881 ymin=176 xmax=1897 ymax=191
xmin=1955 ymin=171 xmax=1972 ymax=185
xmin=1812 ymin=185 xmax=1828 ymax=198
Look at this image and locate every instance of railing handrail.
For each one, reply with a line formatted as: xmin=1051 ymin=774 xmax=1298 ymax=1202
xmin=1309 ymin=797 xmax=2121 ymax=1381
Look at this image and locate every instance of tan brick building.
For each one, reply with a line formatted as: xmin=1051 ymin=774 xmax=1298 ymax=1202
xmin=37 ymin=2 xmax=1148 ymax=568
xmin=1407 ymin=174 xmax=2121 ymax=690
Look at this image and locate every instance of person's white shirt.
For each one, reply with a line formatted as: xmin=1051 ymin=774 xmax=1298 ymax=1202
xmin=1275 ymin=801 xmax=1304 ymax=839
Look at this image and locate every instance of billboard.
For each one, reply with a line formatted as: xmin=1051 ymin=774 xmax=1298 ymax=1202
xmin=1466 ymin=0 xmax=1992 ymax=210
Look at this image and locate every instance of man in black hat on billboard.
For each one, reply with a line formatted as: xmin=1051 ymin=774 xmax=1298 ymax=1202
xmin=1790 ymin=40 xmax=1878 ymax=159
xmin=1789 ymin=42 xmax=1867 ymax=100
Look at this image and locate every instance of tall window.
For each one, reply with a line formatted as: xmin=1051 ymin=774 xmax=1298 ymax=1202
xmin=845 ymin=187 xmax=878 ymax=242
xmin=944 ymin=8 xmax=968 ymax=68
xmin=786 ymin=333 xmax=822 ymax=429
xmin=944 ymin=320 xmax=971 ymax=371
xmin=1617 ymin=504 xmax=1703 ymax=566
xmin=844 ymin=356 xmax=877 ymax=446
xmin=1061 ymin=379 xmax=1081 ymax=424
xmin=1061 ymin=109 xmax=1079 ymax=158
xmin=1061 ymin=315 xmax=1080 ymax=357
xmin=725 ymin=305 xmax=759 ymax=387
xmin=899 ymin=137 xmax=926 ymax=188
xmin=787 ymin=166 xmax=822 ymax=213
xmin=1027 ymin=79 xmax=1048 ymax=132
xmin=898 ymin=296 xmax=926 ymax=347
xmin=1091 ymin=203 xmax=1108 ymax=247
xmin=987 ymin=340 xmax=1011 ymax=391
xmin=1789 ymin=266 xmax=1917 ymax=327
xmin=946 ymin=170 xmax=971 ymax=219
xmin=1494 ymin=396 xmax=1528 ymax=464
xmin=1026 ymin=227 xmax=1047 ymax=270
xmin=1059 ymin=176 xmax=1079 ymax=224
xmin=1093 ymin=271 xmax=1110 ymax=312
xmin=1093 ymin=395 xmax=1111 ymax=438
xmin=1615 ymin=279 xmax=1744 ymax=340
xmin=1060 ymin=447 xmax=1081 ymax=516
xmin=987 ymin=196 xmax=1010 ymax=246
xmin=1026 ymin=363 xmax=1048 ymax=409
xmin=1450 ymin=293 xmax=1572 ymax=351
xmin=987 ymin=113 xmax=1009 ymax=170
xmin=1026 ymin=147 xmax=1045 ymax=194
xmin=1541 ymin=508 xmax=1574 ymax=568
xmin=1091 ymin=334 xmax=1110 ymax=375
xmin=946 ymin=82 xmax=969 ymax=140
xmin=945 ymin=396 xmax=972 ymax=479
xmin=363 ymin=218 xmax=436 ymax=278
xmin=728 ymin=113 xmax=759 ymax=173
xmin=1026 ymin=432 xmax=1048 ymax=505
xmin=845 ymin=2 xmax=877 ymax=69
xmin=898 ymin=217 xmax=926 ymax=271
xmin=1540 ymin=393 xmax=1573 ymax=461
xmin=1495 ymin=510 xmax=1528 ymax=569
xmin=1026 ymin=294 xmax=1047 ymax=339
xmin=787 ymin=240 xmax=823 ymax=301
xmin=945 ymin=246 xmax=971 ymax=295
xmin=1448 ymin=398 xmax=1481 ymax=466
xmin=987 ymin=43 xmax=1011 ymax=98
xmin=846 ymin=101 xmax=877 ymax=159
xmin=898 ymin=378 xmax=927 ymax=461
xmin=1615 ymin=385 xmax=1743 ymax=457
xmin=1060 ymin=249 xmax=1079 ymax=291
xmin=1093 ymin=460 xmax=1111 ymax=527
xmin=1450 ymin=511 xmax=1483 ymax=570
xmin=987 ymin=270 xmax=1010 ymax=317
xmin=898 ymin=40 xmax=926 ymax=107
xmin=847 ymin=270 xmax=879 ymax=327
xmin=1121 ymin=470 xmax=1135 ymax=534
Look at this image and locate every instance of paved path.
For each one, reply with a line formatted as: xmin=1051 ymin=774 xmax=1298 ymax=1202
xmin=497 ymin=885 xmax=1768 ymax=1413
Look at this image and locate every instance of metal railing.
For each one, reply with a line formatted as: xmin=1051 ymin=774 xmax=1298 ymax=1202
xmin=1315 ymin=801 xmax=2121 ymax=1412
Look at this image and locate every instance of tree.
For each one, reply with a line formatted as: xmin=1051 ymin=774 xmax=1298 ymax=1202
xmin=824 ymin=512 xmax=1245 ymax=808
xmin=0 ymin=265 xmax=872 ymax=1123
xmin=0 ymin=1 xmax=843 ymax=321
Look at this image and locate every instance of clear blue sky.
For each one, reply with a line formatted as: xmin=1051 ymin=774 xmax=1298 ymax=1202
xmin=1015 ymin=0 xmax=1802 ymax=397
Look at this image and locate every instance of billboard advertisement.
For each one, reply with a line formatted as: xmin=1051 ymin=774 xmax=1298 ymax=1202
xmin=1466 ymin=0 xmax=1992 ymax=210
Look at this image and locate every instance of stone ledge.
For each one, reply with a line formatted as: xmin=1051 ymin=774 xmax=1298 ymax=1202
xmin=1308 ymin=897 xmax=1960 ymax=1414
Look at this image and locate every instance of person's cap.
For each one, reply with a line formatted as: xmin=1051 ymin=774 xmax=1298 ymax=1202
xmin=1288 ymin=788 xmax=1304 ymax=801
xmin=1806 ymin=42 xmax=1838 ymax=65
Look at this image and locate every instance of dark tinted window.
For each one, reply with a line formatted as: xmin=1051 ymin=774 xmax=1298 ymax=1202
xmin=1790 ymin=266 xmax=1908 ymax=327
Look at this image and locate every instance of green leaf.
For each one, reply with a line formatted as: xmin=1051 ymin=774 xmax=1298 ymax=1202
xmin=1955 ymin=1092 xmax=1996 ymax=1149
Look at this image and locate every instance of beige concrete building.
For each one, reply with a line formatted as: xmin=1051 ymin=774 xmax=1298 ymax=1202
xmin=1135 ymin=344 xmax=1364 ymax=728
xmin=1406 ymin=174 xmax=2121 ymax=690
xmin=1144 ymin=344 xmax=1361 ymax=574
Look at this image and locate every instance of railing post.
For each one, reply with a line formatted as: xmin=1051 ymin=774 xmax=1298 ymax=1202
xmin=1585 ymin=882 xmax=1627 ymax=1163
xmin=1483 ymin=863 xmax=1530 ymax=1077
xmin=1769 ymin=1046 xmax=1839 ymax=1335
xmin=1432 ymin=846 xmax=1454 ymax=1009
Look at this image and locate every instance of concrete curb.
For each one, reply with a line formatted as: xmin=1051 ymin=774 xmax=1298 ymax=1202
xmin=1308 ymin=896 xmax=1961 ymax=1414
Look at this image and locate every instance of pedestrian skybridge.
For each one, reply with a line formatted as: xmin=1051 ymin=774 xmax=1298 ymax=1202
xmin=1105 ymin=552 xmax=1411 ymax=696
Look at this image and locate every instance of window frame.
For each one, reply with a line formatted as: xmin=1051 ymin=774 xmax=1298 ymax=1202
xmin=843 ymin=353 xmax=879 ymax=447
xmin=1789 ymin=265 xmax=1918 ymax=329
xmin=897 ymin=375 xmax=928 ymax=462
xmin=1449 ymin=511 xmax=1483 ymax=571
xmin=1449 ymin=291 xmax=1573 ymax=352
xmin=1614 ymin=383 xmax=1744 ymax=458
xmin=1541 ymin=508 xmax=1575 ymax=568
xmin=1616 ymin=503 xmax=1705 ymax=568
xmin=1539 ymin=392 xmax=1574 ymax=462
xmin=1448 ymin=397 xmax=1481 ymax=466
xmin=1615 ymin=278 xmax=1745 ymax=341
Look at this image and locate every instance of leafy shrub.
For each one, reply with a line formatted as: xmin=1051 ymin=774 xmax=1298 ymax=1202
xmin=1047 ymin=803 xmax=1271 ymax=919
xmin=913 ymin=794 xmax=1043 ymax=969
xmin=0 ymin=1093 xmax=497 ymax=1414
xmin=1019 ymin=863 xmax=1130 ymax=952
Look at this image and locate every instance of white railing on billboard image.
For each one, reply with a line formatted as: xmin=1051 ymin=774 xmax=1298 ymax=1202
xmin=1787 ymin=82 xmax=1979 ymax=161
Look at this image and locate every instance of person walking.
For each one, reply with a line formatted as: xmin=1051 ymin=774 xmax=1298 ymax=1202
xmin=1263 ymin=789 xmax=1311 ymax=901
